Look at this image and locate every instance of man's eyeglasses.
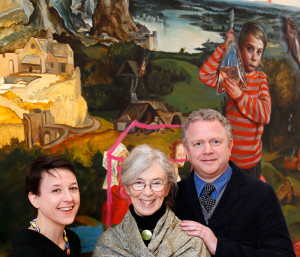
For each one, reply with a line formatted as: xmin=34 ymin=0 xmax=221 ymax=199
xmin=131 ymin=181 xmax=166 ymax=192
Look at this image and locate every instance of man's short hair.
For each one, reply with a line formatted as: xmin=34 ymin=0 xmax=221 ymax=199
xmin=182 ymin=109 xmax=232 ymax=146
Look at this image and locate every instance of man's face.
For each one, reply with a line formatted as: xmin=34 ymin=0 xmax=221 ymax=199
xmin=184 ymin=119 xmax=233 ymax=182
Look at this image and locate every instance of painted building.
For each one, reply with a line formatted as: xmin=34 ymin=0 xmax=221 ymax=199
xmin=0 ymin=53 xmax=19 ymax=78
xmin=16 ymin=29 xmax=74 ymax=74
xmin=114 ymin=100 xmax=184 ymax=131
xmin=23 ymin=109 xmax=57 ymax=148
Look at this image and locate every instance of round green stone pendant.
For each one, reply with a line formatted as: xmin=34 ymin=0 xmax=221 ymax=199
xmin=141 ymin=230 xmax=152 ymax=240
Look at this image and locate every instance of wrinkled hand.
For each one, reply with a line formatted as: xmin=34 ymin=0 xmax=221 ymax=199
xmin=224 ymin=77 xmax=242 ymax=100
xmin=225 ymin=29 xmax=235 ymax=48
xmin=181 ymin=220 xmax=217 ymax=255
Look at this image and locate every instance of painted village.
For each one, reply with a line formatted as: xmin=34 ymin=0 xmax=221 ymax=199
xmin=0 ymin=29 xmax=96 ymax=148
xmin=0 ymin=25 xmax=186 ymax=151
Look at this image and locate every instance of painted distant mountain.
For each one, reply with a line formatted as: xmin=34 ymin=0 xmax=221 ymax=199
xmin=132 ymin=0 xmax=300 ymax=12
xmin=0 ymin=0 xmax=145 ymax=52
xmin=131 ymin=0 xmax=300 ymax=47
xmin=0 ymin=0 xmax=90 ymax=52
xmin=1 ymin=0 xmax=300 ymax=53
xmin=131 ymin=0 xmax=300 ymax=19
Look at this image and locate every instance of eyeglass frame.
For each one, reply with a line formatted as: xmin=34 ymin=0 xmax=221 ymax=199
xmin=130 ymin=181 xmax=168 ymax=192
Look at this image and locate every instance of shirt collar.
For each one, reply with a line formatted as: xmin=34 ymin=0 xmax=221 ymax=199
xmin=194 ymin=164 xmax=232 ymax=198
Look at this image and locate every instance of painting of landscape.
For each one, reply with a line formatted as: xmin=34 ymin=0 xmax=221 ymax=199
xmin=0 ymin=0 xmax=300 ymax=256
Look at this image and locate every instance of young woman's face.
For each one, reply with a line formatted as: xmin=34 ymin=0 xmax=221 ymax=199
xmin=240 ymin=33 xmax=264 ymax=74
xmin=29 ymin=168 xmax=80 ymax=229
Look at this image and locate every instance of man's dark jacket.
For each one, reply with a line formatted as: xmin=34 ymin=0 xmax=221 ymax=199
xmin=174 ymin=161 xmax=296 ymax=257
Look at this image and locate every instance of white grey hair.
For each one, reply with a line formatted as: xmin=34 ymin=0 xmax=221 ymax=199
xmin=121 ymin=144 xmax=177 ymax=208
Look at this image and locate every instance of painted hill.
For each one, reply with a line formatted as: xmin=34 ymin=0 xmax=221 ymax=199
xmin=0 ymin=68 xmax=89 ymax=147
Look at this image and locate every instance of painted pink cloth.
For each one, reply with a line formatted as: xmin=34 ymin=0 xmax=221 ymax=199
xmin=259 ymin=174 xmax=266 ymax=183
xmin=294 ymin=241 xmax=300 ymax=257
xmin=102 ymin=185 xmax=130 ymax=225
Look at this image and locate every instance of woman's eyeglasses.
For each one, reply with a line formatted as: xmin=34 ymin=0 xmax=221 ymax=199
xmin=131 ymin=181 xmax=166 ymax=192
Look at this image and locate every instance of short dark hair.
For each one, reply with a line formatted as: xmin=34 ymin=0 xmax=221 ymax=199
xmin=25 ymin=155 xmax=76 ymax=196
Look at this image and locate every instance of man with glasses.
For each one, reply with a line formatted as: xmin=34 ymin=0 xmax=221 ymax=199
xmin=173 ymin=109 xmax=295 ymax=257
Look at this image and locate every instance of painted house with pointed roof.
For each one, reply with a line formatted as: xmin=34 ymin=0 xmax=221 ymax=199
xmin=16 ymin=29 xmax=74 ymax=74
xmin=114 ymin=100 xmax=184 ymax=131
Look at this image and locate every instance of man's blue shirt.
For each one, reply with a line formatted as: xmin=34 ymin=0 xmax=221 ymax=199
xmin=194 ymin=164 xmax=232 ymax=200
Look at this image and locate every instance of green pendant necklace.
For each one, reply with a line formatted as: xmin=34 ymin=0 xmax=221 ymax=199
xmin=140 ymin=229 xmax=153 ymax=241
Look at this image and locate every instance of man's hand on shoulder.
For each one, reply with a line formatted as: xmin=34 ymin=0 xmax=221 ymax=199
xmin=181 ymin=220 xmax=217 ymax=255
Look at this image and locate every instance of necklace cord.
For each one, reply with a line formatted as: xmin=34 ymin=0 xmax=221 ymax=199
xmin=30 ymin=218 xmax=70 ymax=255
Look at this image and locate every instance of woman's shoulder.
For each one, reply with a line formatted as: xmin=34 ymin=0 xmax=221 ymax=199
xmin=154 ymin=209 xmax=210 ymax=256
xmin=11 ymin=229 xmax=42 ymax=244
xmin=99 ymin=214 xmax=130 ymax=240
xmin=8 ymin=230 xmax=45 ymax=257
xmin=96 ymin=211 xmax=135 ymax=247
xmin=9 ymin=229 xmax=81 ymax=257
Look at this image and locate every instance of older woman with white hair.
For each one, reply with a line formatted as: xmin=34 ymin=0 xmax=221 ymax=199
xmin=93 ymin=144 xmax=210 ymax=257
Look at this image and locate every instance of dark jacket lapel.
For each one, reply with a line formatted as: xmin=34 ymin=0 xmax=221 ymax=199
xmin=179 ymin=171 xmax=205 ymax=224
xmin=209 ymin=161 xmax=246 ymax=226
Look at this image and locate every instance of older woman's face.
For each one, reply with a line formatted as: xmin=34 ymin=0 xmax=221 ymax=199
xmin=127 ymin=162 xmax=170 ymax=217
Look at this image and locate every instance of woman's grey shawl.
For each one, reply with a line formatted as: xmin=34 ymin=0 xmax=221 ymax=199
xmin=92 ymin=208 xmax=210 ymax=257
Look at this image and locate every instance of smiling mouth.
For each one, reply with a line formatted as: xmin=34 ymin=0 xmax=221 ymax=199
xmin=58 ymin=207 xmax=73 ymax=211
xmin=202 ymin=159 xmax=216 ymax=163
xmin=140 ymin=200 xmax=155 ymax=206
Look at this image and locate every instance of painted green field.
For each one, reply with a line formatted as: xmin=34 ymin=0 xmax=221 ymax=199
xmin=153 ymin=58 xmax=224 ymax=113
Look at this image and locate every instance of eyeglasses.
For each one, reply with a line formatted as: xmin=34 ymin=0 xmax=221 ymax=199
xmin=131 ymin=181 xmax=166 ymax=192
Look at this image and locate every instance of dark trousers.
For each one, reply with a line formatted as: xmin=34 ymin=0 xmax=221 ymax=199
xmin=240 ymin=160 xmax=261 ymax=179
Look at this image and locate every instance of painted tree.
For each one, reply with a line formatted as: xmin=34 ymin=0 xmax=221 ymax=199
xmin=262 ymin=58 xmax=298 ymax=150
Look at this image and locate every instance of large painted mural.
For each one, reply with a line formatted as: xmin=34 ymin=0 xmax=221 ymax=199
xmin=0 ymin=0 xmax=300 ymax=256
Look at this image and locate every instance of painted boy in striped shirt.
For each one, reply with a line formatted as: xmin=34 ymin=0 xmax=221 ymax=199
xmin=199 ymin=21 xmax=271 ymax=179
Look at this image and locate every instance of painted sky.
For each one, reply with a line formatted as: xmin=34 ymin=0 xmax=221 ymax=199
xmin=247 ymin=0 xmax=300 ymax=8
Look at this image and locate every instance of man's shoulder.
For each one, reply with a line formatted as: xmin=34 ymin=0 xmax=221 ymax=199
xmin=177 ymin=173 xmax=194 ymax=190
xmin=230 ymin=162 xmax=273 ymax=192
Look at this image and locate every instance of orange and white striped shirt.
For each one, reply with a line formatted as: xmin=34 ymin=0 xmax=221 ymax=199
xmin=199 ymin=45 xmax=271 ymax=169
